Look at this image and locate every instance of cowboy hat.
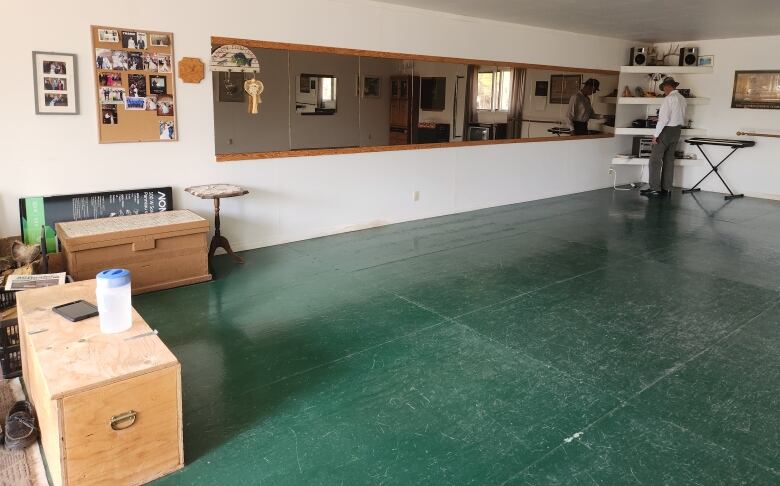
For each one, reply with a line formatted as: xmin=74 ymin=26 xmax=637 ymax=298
xmin=658 ymin=76 xmax=680 ymax=90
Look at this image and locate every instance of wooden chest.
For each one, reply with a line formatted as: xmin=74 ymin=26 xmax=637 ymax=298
xmin=17 ymin=280 xmax=183 ymax=485
xmin=56 ymin=210 xmax=211 ymax=294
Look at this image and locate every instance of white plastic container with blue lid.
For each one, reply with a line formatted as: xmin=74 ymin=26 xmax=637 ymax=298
xmin=95 ymin=268 xmax=132 ymax=334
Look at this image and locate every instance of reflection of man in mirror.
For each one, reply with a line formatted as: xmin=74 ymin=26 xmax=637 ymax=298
xmin=566 ymin=78 xmax=600 ymax=136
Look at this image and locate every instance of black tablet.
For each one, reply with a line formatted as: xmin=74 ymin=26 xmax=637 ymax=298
xmin=52 ymin=300 xmax=99 ymax=322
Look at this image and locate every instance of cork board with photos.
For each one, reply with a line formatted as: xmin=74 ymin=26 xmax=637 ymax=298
xmin=91 ymin=25 xmax=177 ymax=143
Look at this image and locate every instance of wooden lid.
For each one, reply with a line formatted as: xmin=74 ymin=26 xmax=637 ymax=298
xmin=56 ymin=210 xmax=208 ymax=249
xmin=16 ymin=280 xmax=178 ymax=399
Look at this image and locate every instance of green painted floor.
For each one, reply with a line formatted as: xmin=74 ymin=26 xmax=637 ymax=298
xmin=136 ymin=189 xmax=780 ymax=485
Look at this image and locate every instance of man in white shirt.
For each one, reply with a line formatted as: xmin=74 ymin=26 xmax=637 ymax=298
xmin=566 ymin=78 xmax=600 ymax=135
xmin=642 ymin=77 xmax=687 ymax=197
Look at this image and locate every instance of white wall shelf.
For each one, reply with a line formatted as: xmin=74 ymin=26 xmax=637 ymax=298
xmin=608 ymin=64 xmax=712 ymax=145
xmin=611 ymin=157 xmax=704 ymax=167
xmin=603 ymin=126 xmax=706 ymax=136
xmin=601 ymin=96 xmax=709 ymax=105
xmin=619 ymin=66 xmax=714 ymax=74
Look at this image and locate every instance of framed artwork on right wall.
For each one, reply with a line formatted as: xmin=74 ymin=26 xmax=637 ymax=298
xmin=732 ymin=70 xmax=780 ymax=110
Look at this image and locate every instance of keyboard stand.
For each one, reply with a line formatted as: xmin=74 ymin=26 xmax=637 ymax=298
xmin=682 ymin=144 xmax=745 ymax=200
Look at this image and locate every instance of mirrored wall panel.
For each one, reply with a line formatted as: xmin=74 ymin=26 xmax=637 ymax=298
xmin=413 ymin=61 xmax=467 ymax=144
xmin=519 ymin=69 xmax=618 ymax=138
xmin=464 ymin=64 xmax=518 ymax=141
xmin=358 ymin=57 xmax=414 ymax=147
xmin=211 ymin=39 xmax=618 ymax=160
xmin=212 ymin=47 xmax=290 ymax=154
xmin=290 ymin=51 xmax=359 ymax=150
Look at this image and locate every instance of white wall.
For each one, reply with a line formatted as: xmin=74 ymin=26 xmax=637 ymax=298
xmin=0 ymin=0 xmax=633 ymax=249
xmin=650 ymin=37 xmax=780 ymax=199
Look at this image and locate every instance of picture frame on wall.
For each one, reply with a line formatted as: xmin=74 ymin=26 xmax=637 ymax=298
xmin=32 ymin=51 xmax=79 ymax=115
xmin=218 ymin=72 xmax=244 ymax=102
xmin=363 ymin=76 xmax=381 ymax=98
xmin=535 ymin=80 xmax=549 ymax=97
xmin=697 ymin=55 xmax=714 ymax=67
xmin=731 ymin=70 xmax=780 ymax=110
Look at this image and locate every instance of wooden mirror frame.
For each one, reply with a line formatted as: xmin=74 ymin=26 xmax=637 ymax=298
xmin=211 ymin=36 xmax=618 ymax=162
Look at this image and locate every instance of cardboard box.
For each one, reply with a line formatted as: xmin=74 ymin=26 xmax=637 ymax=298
xmin=56 ymin=210 xmax=211 ymax=294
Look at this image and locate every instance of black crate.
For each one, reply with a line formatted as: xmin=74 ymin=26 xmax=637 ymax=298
xmin=1 ymin=345 xmax=21 ymax=379
xmin=0 ymin=318 xmax=19 ymax=348
xmin=0 ymin=289 xmax=16 ymax=312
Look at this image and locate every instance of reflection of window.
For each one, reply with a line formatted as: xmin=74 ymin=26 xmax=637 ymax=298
xmin=549 ymin=74 xmax=581 ymax=104
xmin=477 ymin=68 xmax=511 ymax=111
xmin=477 ymin=72 xmax=494 ymax=110
xmin=499 ymin=69 xmax=511 ymax=111
xmin=321 ymin=77 xmax=335 ymax=102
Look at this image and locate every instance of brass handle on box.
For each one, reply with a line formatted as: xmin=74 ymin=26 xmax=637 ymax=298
xmin=110 ymin=410 xmax=137 ymax=430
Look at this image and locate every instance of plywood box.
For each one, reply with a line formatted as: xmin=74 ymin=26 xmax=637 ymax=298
xmin=56 ymin=210 xmax=211 ymax=294
xmin=17 ymin=280 xmax=183 ymax=485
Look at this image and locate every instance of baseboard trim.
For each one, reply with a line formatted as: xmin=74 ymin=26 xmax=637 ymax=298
xmin=220 ymin=184 xmax=617 ymax=254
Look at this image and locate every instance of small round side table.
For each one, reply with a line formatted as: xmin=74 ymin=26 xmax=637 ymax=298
xmin=185 ymin=184 xmax=249 ymax=264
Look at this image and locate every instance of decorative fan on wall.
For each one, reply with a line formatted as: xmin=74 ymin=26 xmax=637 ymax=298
xmin=210 ymin=44 xmax=260 ymax=73
xmin=211 ymin=44 xmax=263 ymax=113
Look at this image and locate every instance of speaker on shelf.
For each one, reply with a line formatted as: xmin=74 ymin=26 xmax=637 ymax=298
xmin=630 ymin=47 xmax=648 ymax=66
xmin=679 ymin=47 xmax=699 ymax=66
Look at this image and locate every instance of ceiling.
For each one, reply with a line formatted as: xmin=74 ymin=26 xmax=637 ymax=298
xmin=375 ymin=0 xmax=780 ymax=42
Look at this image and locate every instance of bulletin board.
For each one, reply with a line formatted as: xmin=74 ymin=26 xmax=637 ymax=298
xmin=91 ymin=25 xmax=178 ymax=143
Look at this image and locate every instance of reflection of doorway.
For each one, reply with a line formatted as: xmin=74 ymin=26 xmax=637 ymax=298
xmin=388 ymin=75 xmax=419 ymax=145
xmin=295 ymin=74 xmax=338 ymax=114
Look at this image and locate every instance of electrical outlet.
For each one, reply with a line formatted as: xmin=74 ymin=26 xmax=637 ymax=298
xmin=413 ymin=191 xmax=420 ymax=202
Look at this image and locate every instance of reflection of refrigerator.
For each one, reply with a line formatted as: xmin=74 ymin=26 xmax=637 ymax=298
xmin=389 ymin=75 xmax=420 ymax=145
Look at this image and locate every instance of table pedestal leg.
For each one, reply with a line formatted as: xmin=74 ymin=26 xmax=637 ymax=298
xmin=208 ymin=197 xmax=244 ymax=264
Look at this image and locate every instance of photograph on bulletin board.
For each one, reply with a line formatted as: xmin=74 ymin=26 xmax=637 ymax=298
xmin=91 ymin=25 xmax=178 ymax=143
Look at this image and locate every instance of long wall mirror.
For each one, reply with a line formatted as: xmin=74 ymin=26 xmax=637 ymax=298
xmin=211 ymin=38 xmax=618 ymax=161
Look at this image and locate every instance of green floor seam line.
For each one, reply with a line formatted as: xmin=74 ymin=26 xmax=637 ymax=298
xmin=385 ymin=289 xmax=628 ymax=408
xmin=453 ymin=264 xmax=611 ymax=320
xmin=499 ymin=298 xmax=780 ymax=485
xmin=452 ymin=319 xmax=626 ymax=406
xmin=182 ymin=318 xmax=450 ymax=416
xmin=660 ymin=418 xmax=780 ymax=477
